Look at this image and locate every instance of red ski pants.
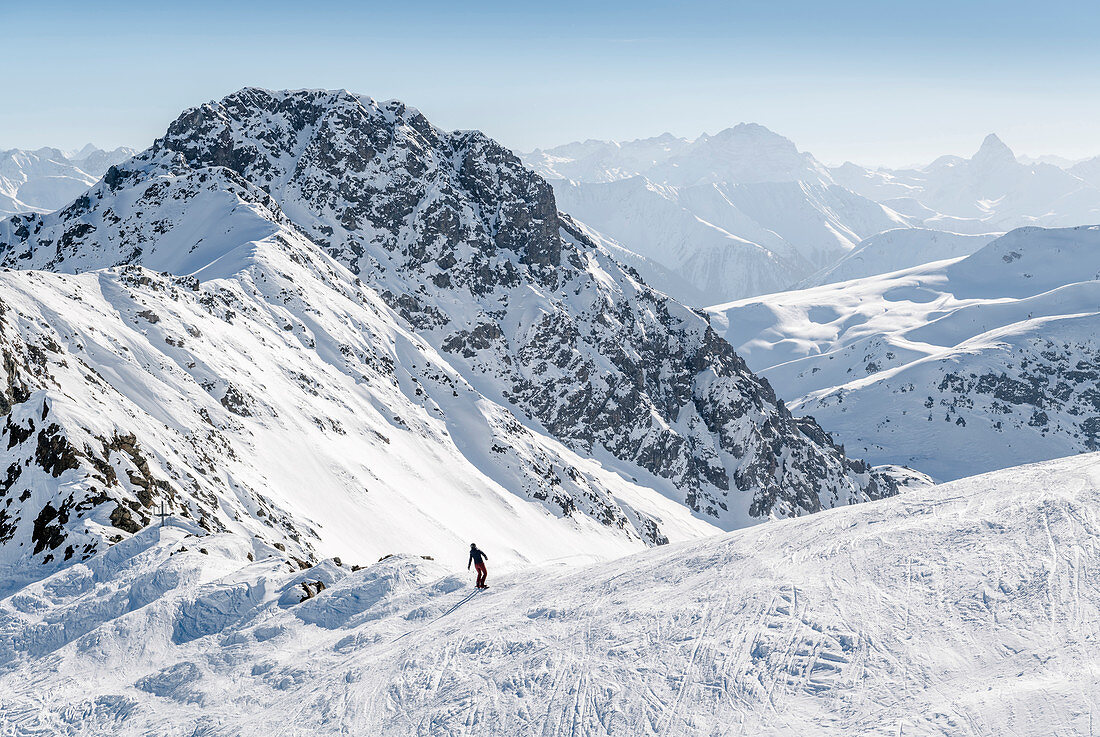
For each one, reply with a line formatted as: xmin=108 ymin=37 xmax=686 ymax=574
xmin=474 ymin=562 xmax=487 ymax=588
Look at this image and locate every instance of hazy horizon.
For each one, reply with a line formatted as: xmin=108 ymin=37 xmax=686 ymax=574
xmin=4 ymin=0 xmax=1099 ymax=168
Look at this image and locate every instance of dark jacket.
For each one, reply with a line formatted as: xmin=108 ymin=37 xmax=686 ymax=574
xmin=468 ymin=547 xmax=488 ymax=567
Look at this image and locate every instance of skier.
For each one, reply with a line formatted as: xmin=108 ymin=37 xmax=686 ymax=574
xmin=468 ymin=543 xmax=489 ymax=589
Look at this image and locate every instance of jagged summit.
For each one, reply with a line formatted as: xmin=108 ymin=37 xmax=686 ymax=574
xmin=69 ymin=143 xmax=102 ymax=159
xmin=145 ymin=86 xmax=563 ymax=278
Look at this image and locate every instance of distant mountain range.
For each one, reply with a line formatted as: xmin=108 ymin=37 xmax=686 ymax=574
xmin=524 ymin=126 xmax=905 ymax=305
xmin=831 ymin=134 xmax=1100 ymax=232
xmin=524 ymin=131 xmax=1100 ymax=305
xmin=0 ymin=145 xmax=136 ymax=216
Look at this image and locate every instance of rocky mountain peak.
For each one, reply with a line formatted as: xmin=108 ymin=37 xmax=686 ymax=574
xmin=0 ymin=87 xmax=929 ymax=567
xmin=147 ymin=87 xmax=563 ymax=279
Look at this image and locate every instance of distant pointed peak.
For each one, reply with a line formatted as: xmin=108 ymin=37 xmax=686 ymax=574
xmin=973 ymin=133 xmax=1015 ymax=164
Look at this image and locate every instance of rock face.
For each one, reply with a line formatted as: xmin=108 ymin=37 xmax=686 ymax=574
xmin=0 ymin=88 xmax=925 ymax=566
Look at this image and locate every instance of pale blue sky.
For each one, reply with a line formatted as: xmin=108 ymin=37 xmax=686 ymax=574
xmin=4 ymin=0 xmax=1099 ymax=167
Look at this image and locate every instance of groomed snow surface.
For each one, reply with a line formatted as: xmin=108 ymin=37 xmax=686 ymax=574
xmin=2 ymin=452 xmax=1098 ymax=735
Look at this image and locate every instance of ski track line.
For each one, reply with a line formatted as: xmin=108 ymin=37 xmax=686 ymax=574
xmin=761 ymin=592 xmax=801 ymax=720
xmin=254 ymin=589 xmax=480 ymax=735
xmin=1042 ymin=506 xmax=1060 ymax=626
xmin=391 ymin=587 xmax=481 ymax=644
xmin=845 ymin=626 xmax=1079 ymax=737
xmin=537 ymin=651 xmax=569 ymax=737
xmin=571 ymin=614 xmax=592 ymax=737
xmin=657 ymin=595 xmax=717 ymax=734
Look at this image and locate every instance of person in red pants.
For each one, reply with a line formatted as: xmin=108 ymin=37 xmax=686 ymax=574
xmin=468 ymin=543 xmax=489 ymax=588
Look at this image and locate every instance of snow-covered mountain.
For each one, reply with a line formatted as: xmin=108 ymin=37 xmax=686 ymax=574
xmin=526 ymin=126 xmax=908 ymax=305
xmin=0 ymin=145 xmax=136 ymax=216
xmin=831 ymin=134 xmax=1100 ymax=233
xmin=1 ymin=448 xmax=1096 ymax=734
xmin=709 ymin=224 xmax=1100 ymax=481
xmin=0 ymin=88 xmax=923 ymax=576
xmin=551 ymin=177 xmax=808 ymax=302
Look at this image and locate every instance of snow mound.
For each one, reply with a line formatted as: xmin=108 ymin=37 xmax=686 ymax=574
xmin=799 ymin=228 xmax=999 ymax=287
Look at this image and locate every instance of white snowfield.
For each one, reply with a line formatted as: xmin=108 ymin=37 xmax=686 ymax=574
xmin=1 ymin=452 xmax=1098 ymax=735
xmin=709 ymin=225 xmax=1100 ymax=481
xmin=798 ymin=228 xmax=1000 ymax=288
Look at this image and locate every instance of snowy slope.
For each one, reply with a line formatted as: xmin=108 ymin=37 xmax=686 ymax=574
xmin=799 ymin=228 xmax=999 ymax=287
xmin=0 ymin=88 xmax=924 ymax=575
xmin=1070 ymin=155 xmax=1100 ymax=188
xmin=2 ymin=451 xmax=1098 ymax=735
xmin=0 ymin=145 xmax=136 ymax=216
xmin=0 ymin=172 xmax=701 ymax=573
xmin=551 ymin=177 xmax=807 ymax=304
xmin=0 ymin=229 xmax=719 ymax=576
xmin=557 ymin=218 xmax=711 ymax=306
xmin=709 ymin=225 xmax=1100 ymax=480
